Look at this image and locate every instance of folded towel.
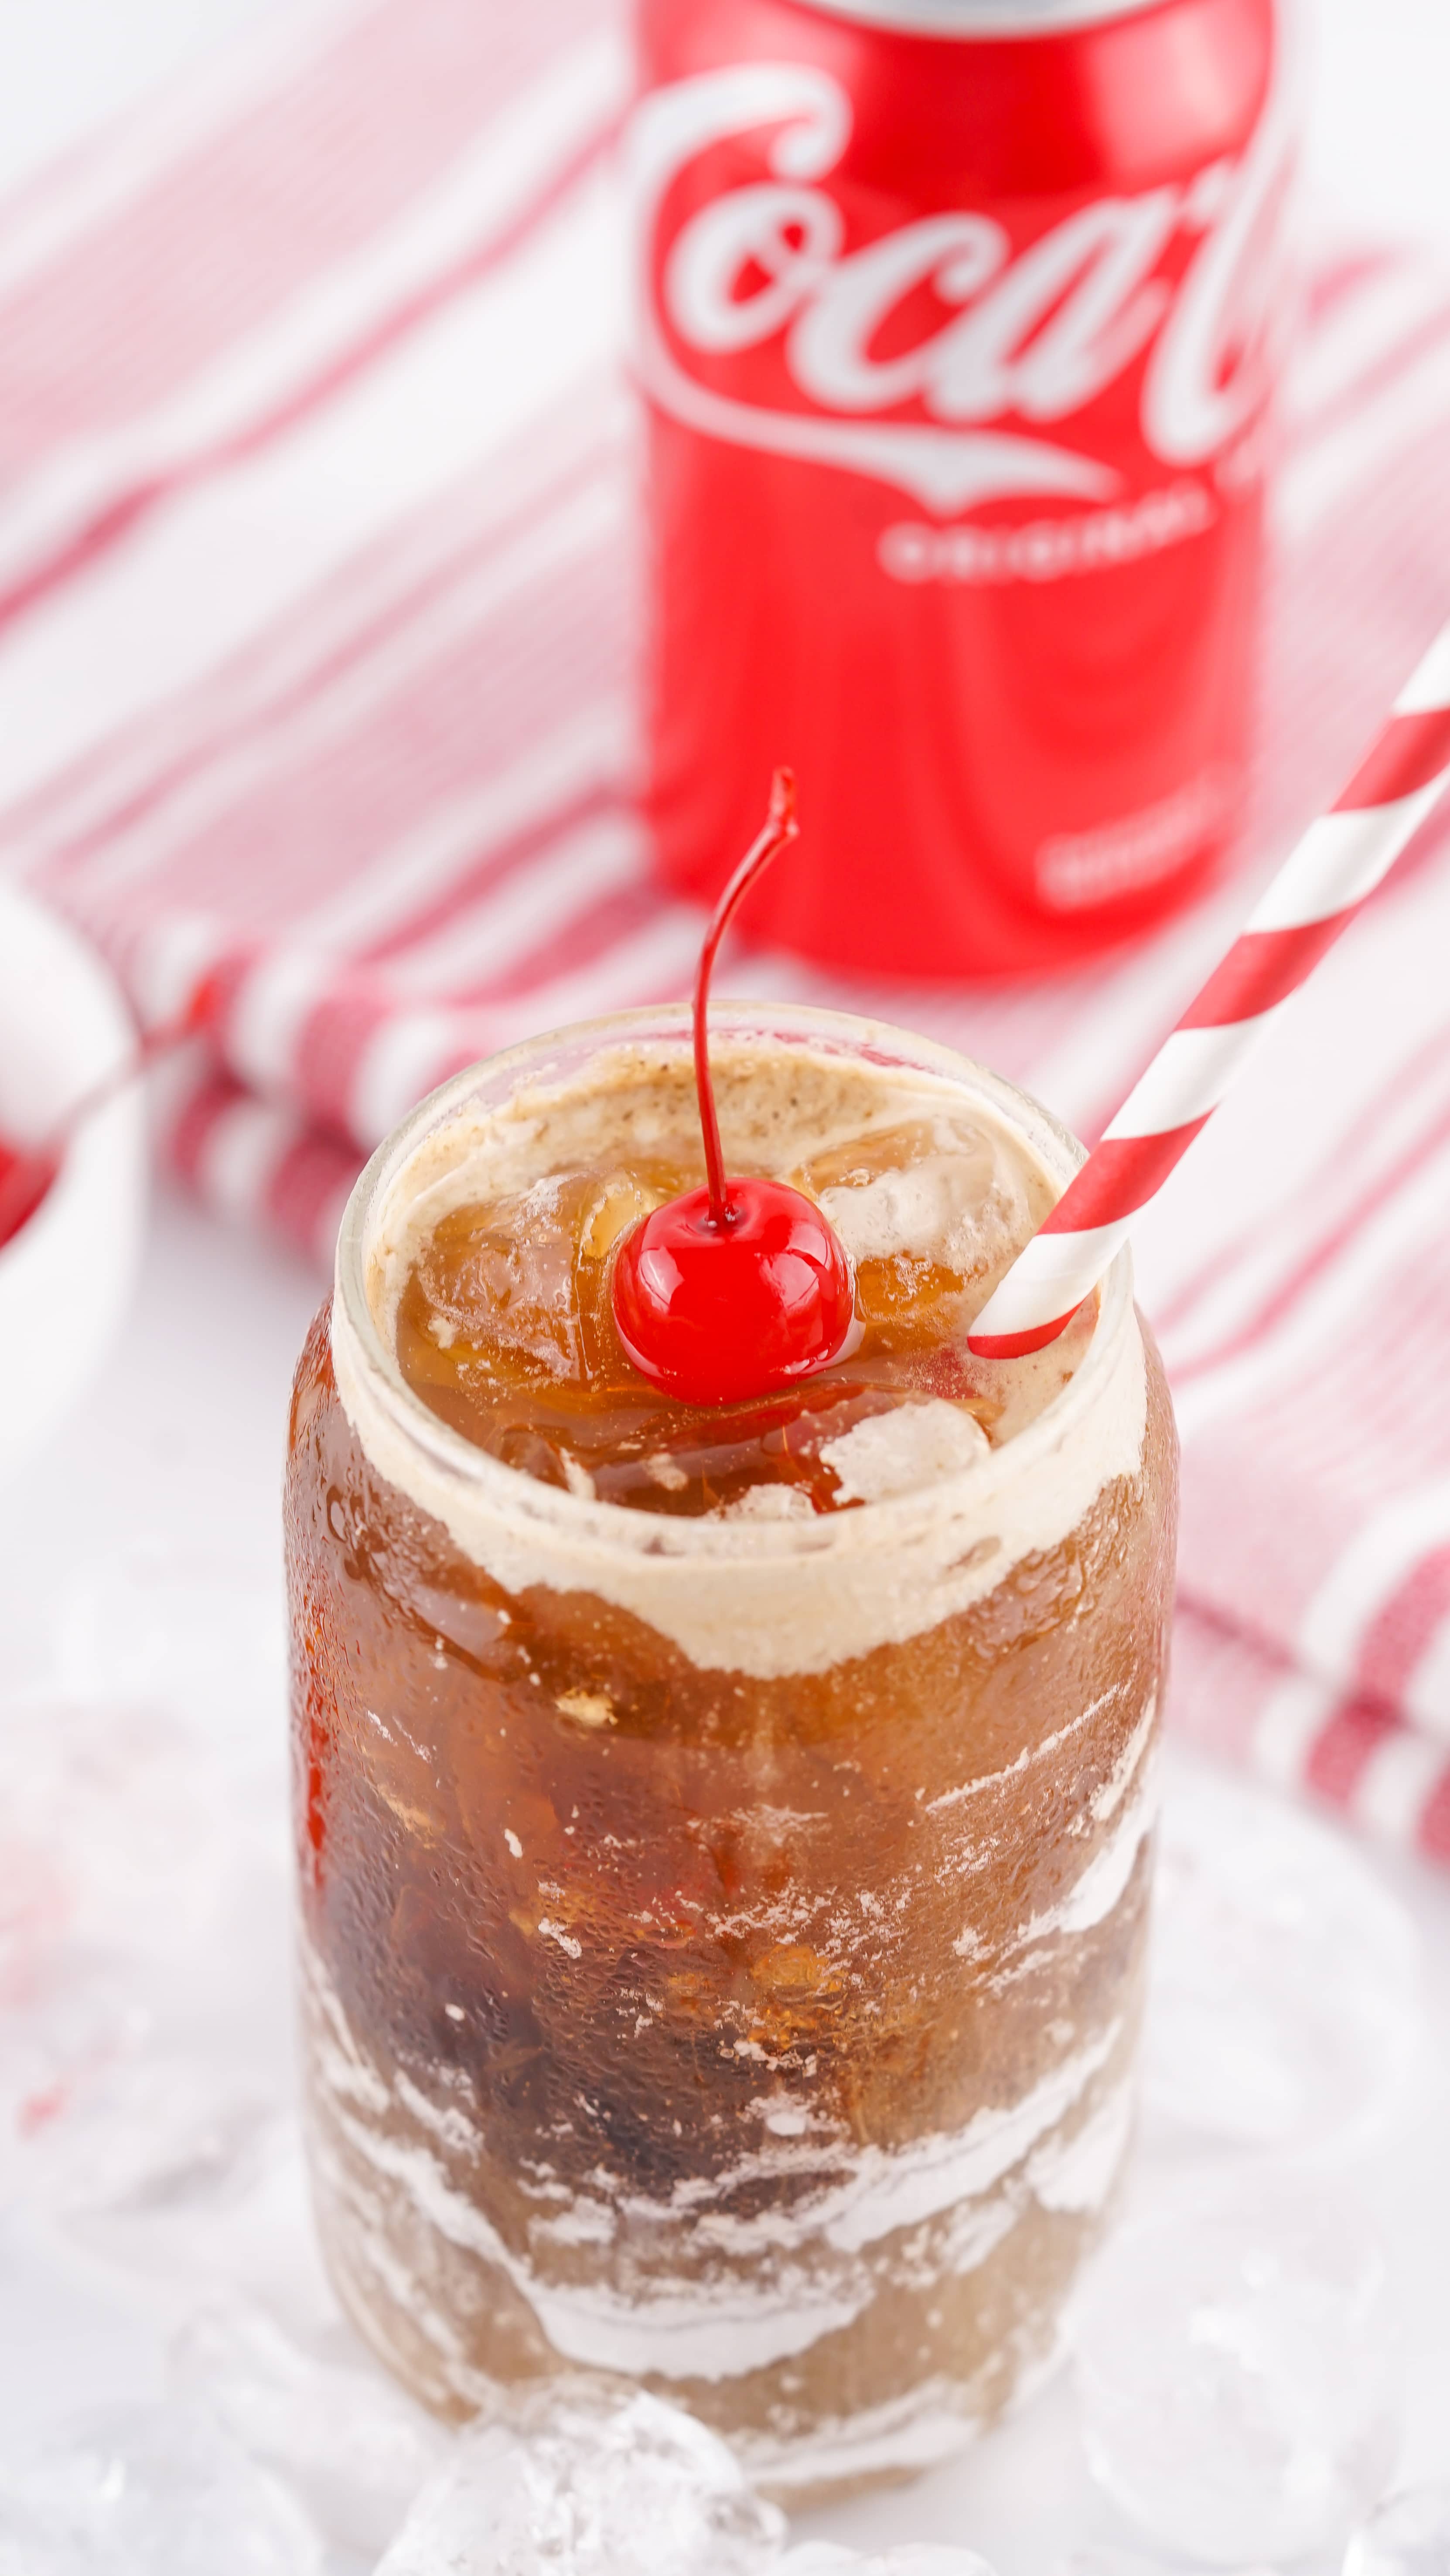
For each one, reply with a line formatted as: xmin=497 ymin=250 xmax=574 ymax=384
xmin=3 ymin=0 xmax=1449 ymax=1857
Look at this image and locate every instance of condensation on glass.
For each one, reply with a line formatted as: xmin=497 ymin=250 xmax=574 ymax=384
xmin=285 ymin=1006 xmax=1178 ymax=2503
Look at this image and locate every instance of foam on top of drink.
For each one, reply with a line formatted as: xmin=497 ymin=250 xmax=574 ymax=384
xmin=817 ymin=1154 xmax=999 ymax=1264
xmin=332 ymin=1032 xmax=1147 ymax=1674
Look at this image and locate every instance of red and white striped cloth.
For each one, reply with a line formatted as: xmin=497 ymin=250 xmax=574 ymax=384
xmin=969 ymin=628 xmax=1450 ymax=1356
xmin=3 ymin=0 xmax=1450 ymax=1865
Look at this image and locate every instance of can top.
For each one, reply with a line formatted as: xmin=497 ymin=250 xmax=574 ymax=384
xmin=794 ymin=0 xmax=1174 ymax=31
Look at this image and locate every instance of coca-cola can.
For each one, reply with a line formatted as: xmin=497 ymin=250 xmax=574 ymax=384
xmin=632 ymin=0 xmax=1290 ymax=978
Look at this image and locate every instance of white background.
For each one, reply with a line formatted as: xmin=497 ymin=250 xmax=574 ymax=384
xmin=0 ymin=5 xmax=1448 ymax=2572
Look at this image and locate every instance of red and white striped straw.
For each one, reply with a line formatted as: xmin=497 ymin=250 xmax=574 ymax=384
xmin=969 ymin=623 xmax=1450 ymax=1359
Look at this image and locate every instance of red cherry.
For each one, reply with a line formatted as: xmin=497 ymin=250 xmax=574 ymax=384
xmin=611 ymin=770 xmax=856 ymax=1407
xmin=614 ymin=1177 xmax=854 ymax=1408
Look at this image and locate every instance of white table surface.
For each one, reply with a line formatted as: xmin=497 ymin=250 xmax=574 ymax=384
xmin=2 ymin=6 xmax=1450 ymax=2570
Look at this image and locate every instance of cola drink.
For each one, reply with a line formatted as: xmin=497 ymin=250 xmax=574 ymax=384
xmin=287 ymin=1004 xmax=1177 ymax=2498
xmin=633 ymin=0 xmax=1289 ymax=977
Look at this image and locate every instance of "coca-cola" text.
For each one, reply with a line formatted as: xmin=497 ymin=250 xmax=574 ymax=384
xmin=629 ymin=60 xmax=1289 ymax=515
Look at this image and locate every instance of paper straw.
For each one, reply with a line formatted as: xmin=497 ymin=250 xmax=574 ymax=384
xmin=968 ymin=623 xmax=1450 ymax=1359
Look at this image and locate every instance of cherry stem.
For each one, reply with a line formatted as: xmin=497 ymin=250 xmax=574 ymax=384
xmin=14 ymin=975 xmax=218 ymax=1166
xmin=693 ymin=769 xmax=798 ymax=1228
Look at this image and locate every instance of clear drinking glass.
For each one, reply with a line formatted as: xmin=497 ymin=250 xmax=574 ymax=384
xmin=285 ymin=1004 xmax=1177 ymax=2502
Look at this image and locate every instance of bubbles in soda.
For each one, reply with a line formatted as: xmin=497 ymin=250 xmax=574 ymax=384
xmin=1143 ymin=1759 xmax=1424 ymax=2157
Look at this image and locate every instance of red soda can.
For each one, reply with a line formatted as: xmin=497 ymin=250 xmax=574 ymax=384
xmin=631 ymin=0 xmax=1290 ymax=979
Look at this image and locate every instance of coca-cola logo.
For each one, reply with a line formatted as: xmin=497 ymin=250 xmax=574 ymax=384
xmin=628 ymin=59 xmax=1290 ymax=516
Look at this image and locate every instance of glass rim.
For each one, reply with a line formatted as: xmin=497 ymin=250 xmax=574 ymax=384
xmin=787 ymin=0 xmax=1174 ymax=34
xmin=333 ymin=998 xmax=1138 ymax=1564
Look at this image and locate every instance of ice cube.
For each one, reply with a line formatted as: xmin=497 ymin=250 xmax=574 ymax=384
xmin=0 ymin=1694 xmax=271 ymax=1994
xmin=0 ymin=1691 xmax=287 ymax=2171
xmin=805 ymin=1117 xmax=1025 ymax=1277
xmin=721 ymin=1484 xmax=818 ymax=1521
xmin=0 ymin=2403 xmax=323 ymax=2574
xmin=1144 ymin=1759 xmax=1424 ymax=2154
xmin=376 ymin=2383 xmax=784 ymax=2576
xmin=0 ymin=1674 xmax=296 ymax=2290
xmin=174 ymin=2299 xmax=451 ymax=2557
xmin=1345 ymin=2488 xmax=1450 ymax=2576
xmin=407 ymin=1178 xmax=596 ymax=1382
xmin=33 ymin=2052 xmax=283 ymax=2219
xmin=818 ymin=1157 xmax=989 ymax=1265
xmin=1072 ymin=2172 xmax=1402 ymax=2565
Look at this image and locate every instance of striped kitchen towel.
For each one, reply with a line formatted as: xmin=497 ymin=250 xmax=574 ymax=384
xmin=1 ymin=0 xmax=1450 ymax=1859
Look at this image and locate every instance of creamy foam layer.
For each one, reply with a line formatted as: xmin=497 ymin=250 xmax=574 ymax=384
xmin=332 ymin=1032 xmax=1147 ymax=1677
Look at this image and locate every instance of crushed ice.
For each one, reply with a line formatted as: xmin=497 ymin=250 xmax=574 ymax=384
xmin=1071 ymin=2168 xmax=1402 ymax=2564
xmin=375 ymin=2384 xmax=784 ymax=2576
xmin=0 ymin=2403 xmax=323 ymax=2574
xmin=1142 ymin=1757 xmax=1424 ymax=2156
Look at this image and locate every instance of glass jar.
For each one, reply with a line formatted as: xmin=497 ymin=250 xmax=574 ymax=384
xmin=285 ymin=1004 xmax=1177 ymax=2502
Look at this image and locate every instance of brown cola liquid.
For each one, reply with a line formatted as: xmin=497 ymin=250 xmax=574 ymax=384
xmin=287 ymin=1037 xmax=1177 ymax=2499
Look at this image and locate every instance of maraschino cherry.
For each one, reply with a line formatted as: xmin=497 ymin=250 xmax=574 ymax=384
xmin=611 ymin=771 xmax=855 ymax=1408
